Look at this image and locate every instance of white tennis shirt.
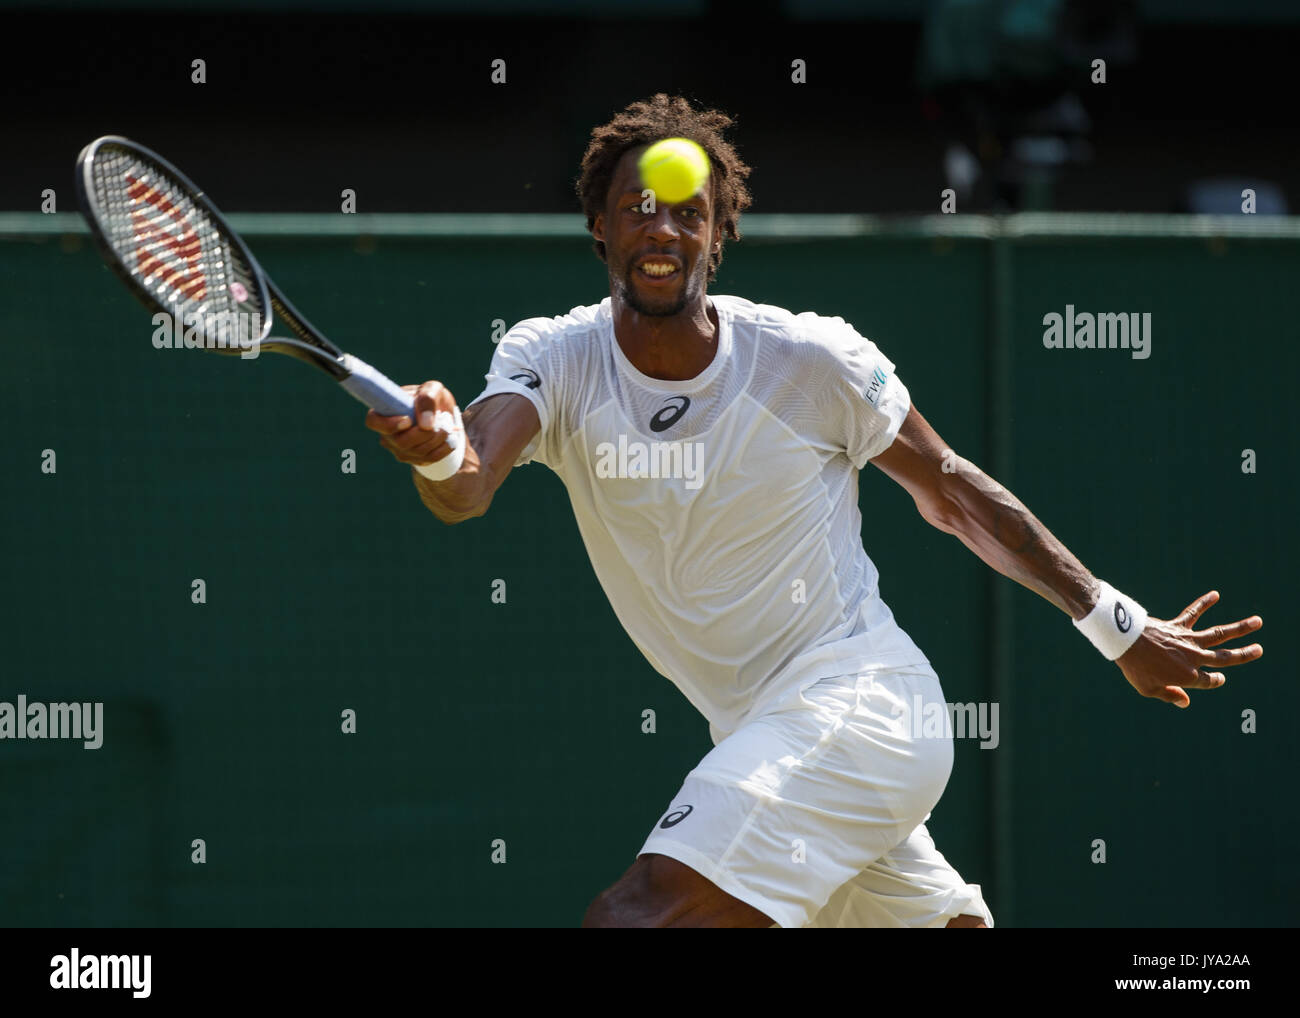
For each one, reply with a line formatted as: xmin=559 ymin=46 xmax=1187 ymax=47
xmin=467 ymin=294 xmax=932 ymax=737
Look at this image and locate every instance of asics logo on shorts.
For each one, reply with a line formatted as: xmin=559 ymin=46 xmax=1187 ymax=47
xmin=659 ymin=805 xmax=694 ymax=828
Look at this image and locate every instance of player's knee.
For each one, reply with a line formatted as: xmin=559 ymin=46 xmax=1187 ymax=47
xmin=581 ymin=882 xmax=660 ymax=928
xmin=581 ymin=856 xmax=687 ymax=928
xmin=581 ymin=892 xmax=607 ymax=928
xmin=582 ymin=869 xmax=644 ymax=928
xmin=944 ymin=913 xmax=989 ymax=928
xmin=582 ymin=889 xmax=625 ymax=928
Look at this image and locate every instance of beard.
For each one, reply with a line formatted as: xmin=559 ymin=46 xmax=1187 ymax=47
xmin=614 ymin=259 xmax=704 ymax=317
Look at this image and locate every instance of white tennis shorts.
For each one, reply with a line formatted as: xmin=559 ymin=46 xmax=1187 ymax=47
xmin=638 ymin=667 xmax=994 ymax=928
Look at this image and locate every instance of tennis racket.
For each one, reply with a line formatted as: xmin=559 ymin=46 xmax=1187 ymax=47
xmin=74 ymin=135 xmax=464 ymax=472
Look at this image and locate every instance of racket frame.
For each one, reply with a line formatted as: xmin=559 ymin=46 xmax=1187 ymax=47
xmin=74 ymin=134 xmax=427 ymax=421
xmin=74 ymin=135 xmax=349 ymax=380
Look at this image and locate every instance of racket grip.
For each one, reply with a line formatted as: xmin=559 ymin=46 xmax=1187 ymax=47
xmin=337 ymin=354 xmax=415 ymax=417
xmin=338 ymin=354 xmax=466 ymax=482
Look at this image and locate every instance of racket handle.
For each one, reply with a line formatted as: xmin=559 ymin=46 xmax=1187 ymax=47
xmin=337 ymin=354 xmax=415 ymax=417
xmin=337 ymin=354 xmax=466 ymax=482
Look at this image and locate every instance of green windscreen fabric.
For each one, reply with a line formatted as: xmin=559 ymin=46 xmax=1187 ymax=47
xmin=1 ymin=214 xmax=1291 ymax=926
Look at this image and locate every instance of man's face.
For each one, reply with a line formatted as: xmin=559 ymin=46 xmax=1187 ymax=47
xmin=593 ymin=145 xmax=720 ymax=317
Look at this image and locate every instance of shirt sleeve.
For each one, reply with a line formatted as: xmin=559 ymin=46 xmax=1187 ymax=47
xmin=465 ymin=319 xmax=557 ymax=468
xmin=813 ymin=314 xmax=912 ymax=469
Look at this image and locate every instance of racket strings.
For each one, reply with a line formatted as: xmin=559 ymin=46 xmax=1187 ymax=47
xmin=124 ymin=172 xmax=208 ymax=301
xmin=88 ymin=146 xmax=266 ymax=345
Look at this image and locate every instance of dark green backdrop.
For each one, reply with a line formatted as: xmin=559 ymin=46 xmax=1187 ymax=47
xmin=1 ymin=213 xmax=1293 ymax=926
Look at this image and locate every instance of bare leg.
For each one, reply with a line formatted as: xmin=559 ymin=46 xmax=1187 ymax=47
xmin=582 ymin=854 xmax=774 ymax=928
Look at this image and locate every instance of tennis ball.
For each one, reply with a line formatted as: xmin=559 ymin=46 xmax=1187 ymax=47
xmin=638 ymin=138 xmax=711 ymax=205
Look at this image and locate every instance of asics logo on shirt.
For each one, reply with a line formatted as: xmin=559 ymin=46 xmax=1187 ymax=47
xmin=659 ymin=805 xmax=694 ymax=829
xmin=649 ymin=396 xmax=690 ymax=432
xmin=511 ymin=369 xmax=541 ymax=389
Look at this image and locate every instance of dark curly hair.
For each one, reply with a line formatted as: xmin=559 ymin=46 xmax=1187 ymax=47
xmin=576 ymin=94 xmax=753 ymax=282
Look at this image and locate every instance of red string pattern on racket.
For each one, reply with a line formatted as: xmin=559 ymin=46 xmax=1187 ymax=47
xmin=126 ymin=170 xmax=209 ymax=303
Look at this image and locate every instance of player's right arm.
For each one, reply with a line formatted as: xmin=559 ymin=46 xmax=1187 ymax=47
xmin=365 ymin=381 xmax=540 ymax=524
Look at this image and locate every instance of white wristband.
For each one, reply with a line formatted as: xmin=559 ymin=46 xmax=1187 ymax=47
xmin=413 ymin=405 xmax=466 ymax=482
xmin=1073 ymin=581 xmax=1148 ymax=660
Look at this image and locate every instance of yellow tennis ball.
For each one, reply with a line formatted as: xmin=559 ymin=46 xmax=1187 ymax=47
xmin=638 ymin=138 xmax=711 ymax=205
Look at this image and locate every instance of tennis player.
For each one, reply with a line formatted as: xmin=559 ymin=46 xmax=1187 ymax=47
xmin=365 ymin=95 xmax=1264 ymax=928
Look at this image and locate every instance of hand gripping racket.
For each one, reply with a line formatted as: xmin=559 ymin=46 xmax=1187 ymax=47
xmin=74 ymin=135 xmax=464 ymax=478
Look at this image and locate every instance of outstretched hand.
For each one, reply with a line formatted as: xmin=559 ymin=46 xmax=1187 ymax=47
xmin=1116 ymin=591 xmax=1262 ymax=708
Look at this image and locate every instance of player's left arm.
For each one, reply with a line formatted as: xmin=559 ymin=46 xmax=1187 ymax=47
xmin=870 ymin=404 xmax=1263 ymax=707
